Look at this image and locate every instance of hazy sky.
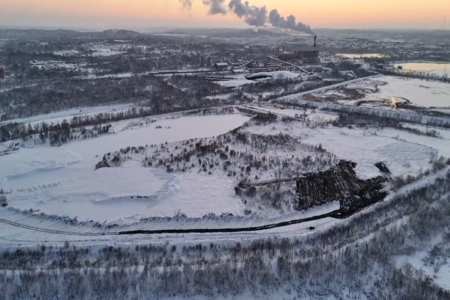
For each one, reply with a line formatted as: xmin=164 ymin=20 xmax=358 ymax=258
xmin=0 ymin=0 xmax=449 ymax=30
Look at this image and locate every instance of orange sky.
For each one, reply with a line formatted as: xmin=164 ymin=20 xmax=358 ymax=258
xmin=0 ymin=0 xmax=449 ymax=30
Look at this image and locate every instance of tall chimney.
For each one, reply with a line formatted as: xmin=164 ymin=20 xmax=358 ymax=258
xmin=314 ymin=35 xmax=317 ymax=48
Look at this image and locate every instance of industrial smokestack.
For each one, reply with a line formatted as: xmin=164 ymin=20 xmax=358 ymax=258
xmin=180 ymin=0 xmax=314 ymax=35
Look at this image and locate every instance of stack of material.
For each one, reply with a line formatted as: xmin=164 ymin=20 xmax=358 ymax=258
xmin=296 ymin=160 xmax=387 ymax=212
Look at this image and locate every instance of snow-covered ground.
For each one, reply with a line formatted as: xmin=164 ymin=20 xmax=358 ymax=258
xmin=245 ymin=121 xmax=444 ymax=179
xmin=88 ymin=44 xmax=128 ymax=57
xmin=0 ymin=113 xmax=250 ymax=224
xmin=362 ymin=76 xmax=450 ymax=108
xmin=215 ymin=71 xmax=300 ymax=88
xmin=302 ymin=75 xmax=450 ymax=109
xmin=0 ymin=200 xmax=340 ymax=248
xmin=246 ymin=105 xmax=339 ymax=124
xmin=53 ymin=50 xmax=80 ymax=57
xmin=337 ymin=53 xmax=388 ymax=59
xmin=79 ymin=72 xmax=134 ymax=80
xmin=30 ymin=60 xmax=94 ymax=73
xmin=215 ymin=76 xmax=254 ymax=88
xmin=396 ymin=248 xmax=450 ymax=292
xmin=393 ymin=62 xmax=450 ymax=78
xmin=0 ymin=103 xmax=136 ymax=126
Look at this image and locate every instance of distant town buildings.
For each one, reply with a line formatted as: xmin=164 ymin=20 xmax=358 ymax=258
xmin=276 ymin=35 xmax=320 ymax=64
xmin=277 ymin=45 xmax=320 ymax=64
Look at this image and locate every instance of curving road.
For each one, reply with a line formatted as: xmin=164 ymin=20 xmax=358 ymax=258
xmin=0 ymin=209 xmax=340 ymax=237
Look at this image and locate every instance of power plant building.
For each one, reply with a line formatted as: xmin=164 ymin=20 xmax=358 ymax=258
xmin=277 ymin=44 xmax=320 ymax=63
xmin=276 ymin=36 xmax=320 ymax=63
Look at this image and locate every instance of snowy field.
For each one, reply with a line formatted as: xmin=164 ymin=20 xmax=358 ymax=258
xmin=0 ymin=200 xmax=340 ymax=248
xmin=215 ymin=77 xmax=253 ymax=88
xmin=88 ymin=43 xmax=129 ymax=57
xmin=393 ymin=62 xmax=450 ymax=78
xmin=0 ymin=113 xmax=250 ymax=224
xmin=30 ymin=60 xmax=94 ymax=73
xmin=301 ymin=127 xmax=439 ymax=178
xmin=53 ymin=50 xmax=80 ymax=57
xmin=304 ymin=75 xmax=450 ymax=109
xmin=215 ymin=71 xmax=300 ymax=88
xmin=337 ymin=53 xmax=388 ymax=59
xmin=246 ymin=105 xmax=339 ymax=123
xmin=244 ymin=119 xmax=446 ymax=179
xmin=361 ymin=76 xmax=450 ymax=108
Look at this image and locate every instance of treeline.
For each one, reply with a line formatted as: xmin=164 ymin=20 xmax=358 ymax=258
xmin=0 ymin=170 xmax=448 ymax=299
xmin=0 ymin=119 xmax=112 ymax=146
xmin=0 ymin=73 xmax=224 ymax=122
xmin=382 ymin=69 xmax=450 ymax=83
xmin=0 ymin=106 xmax=157 ymax=144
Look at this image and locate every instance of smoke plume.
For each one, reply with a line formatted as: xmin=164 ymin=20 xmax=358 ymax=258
xmin=180 ymin=0 xmax=314 ymax=34
xmin=180 ymin=0 xmax=192 ymax=9
xmin=269 ymin=9 xmax=312 ymax=34
xmin=203 ymin=0 xmax=227 ymax=15
xmin=228 ymin=0 xmax=267 ymax=27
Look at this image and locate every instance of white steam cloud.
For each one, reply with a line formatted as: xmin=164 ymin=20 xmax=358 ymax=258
xmin=179 ymin=0 xmax=314 ymax=34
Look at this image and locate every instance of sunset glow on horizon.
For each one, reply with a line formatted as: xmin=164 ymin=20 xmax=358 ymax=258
xmin=0 ymin=0 xmax=449 ymax=30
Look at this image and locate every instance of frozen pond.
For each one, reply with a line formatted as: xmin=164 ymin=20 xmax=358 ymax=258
xmin=0 ymin=113 xmax=250 ymax=224
xmin=394 ymin=62 xmax=450 ymax=78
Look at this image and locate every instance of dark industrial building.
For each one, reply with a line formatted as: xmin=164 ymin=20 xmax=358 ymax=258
xmin=276 ymin=36 xmax=320 ymax=63
xmin=278 ymin=46 xmax=319 ymax=63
